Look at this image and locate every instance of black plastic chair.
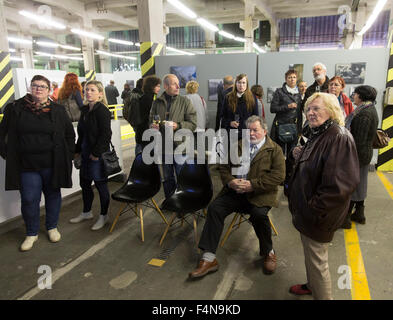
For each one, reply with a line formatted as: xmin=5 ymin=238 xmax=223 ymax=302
xmin=110 ymin=152 xmax=168 ymax=242
xmin=159 ymin=160 xmax=213 ymax=246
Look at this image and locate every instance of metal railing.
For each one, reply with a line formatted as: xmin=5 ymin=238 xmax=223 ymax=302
xmin=108 ymin=104 xmax=124 ymax=120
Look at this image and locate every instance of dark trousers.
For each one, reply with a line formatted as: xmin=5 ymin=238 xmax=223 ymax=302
xmin=80 ymin=177 xmax=110 ymax=216
xmin=20 ymin=168 xmax=61 ymax=236
xmin=162 ymin=155 xmax=185 ymax=199
xmin=198 ymin=190 xmax=273 ymax=256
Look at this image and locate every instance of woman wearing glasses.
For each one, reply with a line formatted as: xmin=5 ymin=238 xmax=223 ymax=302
xmin=0 ymin=75 xmax=75 ymax=251
xmin=327 ymin=76 xmax=353 ymax=118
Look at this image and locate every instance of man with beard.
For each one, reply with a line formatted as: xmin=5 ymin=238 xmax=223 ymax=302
xmin=298 ymin=63 xmax=329 ymax=136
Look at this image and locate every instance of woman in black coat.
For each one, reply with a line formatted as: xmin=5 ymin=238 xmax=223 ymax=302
xmin=70 ymin=80 xmax=112 ymax=231
xmin=221 ymin=73 xmax=258 ymax=141
xmin=342 ymin=85 xmax=379 ymax=228
xmin=0 ymin=75 xmax=75 ymax=251
xmin=270 ymin=70 xmax=302 ymax=155
xmin=135 ymin=75 xmax=161 ymax=154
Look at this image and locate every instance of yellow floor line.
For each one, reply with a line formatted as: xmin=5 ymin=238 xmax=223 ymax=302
xmin=376 ymin=171 xmax=393 ymax=200
xmin=344 ymin=224 xmax=371 ymax=300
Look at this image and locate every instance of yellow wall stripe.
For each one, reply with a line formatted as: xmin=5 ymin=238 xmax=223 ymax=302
xmin=377 ymin=171 xmax=393 ymax=200
xmin=0 ymin=85 xmax=15 ymax=108
xmin=381 ymin=114 xmax=393 ymax=131
xmin=0 ymin=53 xmax=10 ymax=71
xmin=344 ymin=225 xmax=371 ymax=300
xmin=388 ymin=68 xmax=393 ymax=82
xmin=0 ymin=69 xmax=12 ymax=92
xmin=141 ymin=56 xmax=155 ymax=76
xmin=153 ymin=43 xmax=163 ymax=57
xmin=377 ymin=159 xmax=393 ymax=172
xmin=140 ymin=42 xmax=153 ymax=55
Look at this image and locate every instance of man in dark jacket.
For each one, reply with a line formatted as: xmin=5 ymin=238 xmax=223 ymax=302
xmin=298 ymin=63 xmax=329 ymax=133
xmin=288 ymin=92 xmax=359 ymax=300
xmin=189 ymin=116 xmax=285 ymax=279
xmin=105 ymin=80 xmax=119 ymax=105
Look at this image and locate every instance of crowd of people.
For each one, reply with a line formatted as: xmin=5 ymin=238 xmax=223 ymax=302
xmin=0 ymin=63 xmax=381 ymax=299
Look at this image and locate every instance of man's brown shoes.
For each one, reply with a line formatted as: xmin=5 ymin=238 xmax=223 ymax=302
xmin=263 ymin=251 xmax=277 ymax=274
xmin=189 ymin=259 xmax=219 ymax=279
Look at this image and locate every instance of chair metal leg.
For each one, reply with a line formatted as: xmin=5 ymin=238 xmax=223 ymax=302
xmin=159 ymin=213 xmax=177 ymax=246
xmin=220 ymin=213 xmax=240 ymax=247
xmin=151 ymin=198 xmax=168 ymax=225
xmin=109 ymin=203 xmax=127 ymax=233
xmin=193 ymin=215 xmax=198 ymax=246
xmin=140 ymin=207 xmax=144 ymax=242
xmin=203 ymin=208 xmax=207 ymax=217
xmin=269 ymin=216 xmax=278 ymax=236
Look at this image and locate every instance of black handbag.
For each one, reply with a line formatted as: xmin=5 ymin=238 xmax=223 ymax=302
xmin=101 ymin=142 xmax=121 ymax=176
xmin=277 ymin=122 xmax=297 ymax=144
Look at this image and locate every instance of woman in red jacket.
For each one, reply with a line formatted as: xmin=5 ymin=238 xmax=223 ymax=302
xmin=328 ymin=76 xmax=353 ymax=117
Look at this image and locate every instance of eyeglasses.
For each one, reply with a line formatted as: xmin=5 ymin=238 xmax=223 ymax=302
xmin=31 ymin=84 xmax=49 ymax=90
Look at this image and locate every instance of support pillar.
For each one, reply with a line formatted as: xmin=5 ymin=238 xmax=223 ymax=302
xmin=204 ymin=28 xmax=216 ymax=54
xmin=137 ymin=0 xmax=165 ymax=77
xmin=99 ymin=39 xmax=111 ymax=73
xmin=0 ymin=0 xmax=9 ymax=52
xmin=240 ymin=0 xmax=258 ymax=53
xmin=344 ymin=3 xmax=366 ymax=49
xmin=81 ymin=19 xmax=96 ymax=74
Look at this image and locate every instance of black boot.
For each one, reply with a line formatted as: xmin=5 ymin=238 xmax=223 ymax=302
xmin=351 ymin=203 xmax=366 ymax=224
xmin=340 ymin=201 xmax=355 ymax=229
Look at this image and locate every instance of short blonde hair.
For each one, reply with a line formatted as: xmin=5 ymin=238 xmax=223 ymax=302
xmin=84 ymin=80 xmax=108 ymax=106
xmin=304 ymin=92 xmax=344 ymax=126
xmin=185 ymin=80 xmax=199 ymax=94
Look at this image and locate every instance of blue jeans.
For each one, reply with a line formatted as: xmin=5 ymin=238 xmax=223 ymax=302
xmin=20 ymin=168 xmax=61 ymax=236
xmin=162 ymin=154 xmax=186 ymax=199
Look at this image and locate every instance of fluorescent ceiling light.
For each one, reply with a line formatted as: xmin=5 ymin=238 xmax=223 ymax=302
xmin=218 ymin=30 xmax=235 ymax=39
xmin=134 ymin=43 xmax=140 ymax=46
xmin=60 ymin=44 xmax=81 ymax=51
xmin=8 ymin=36 xmax=32 ymax=45
xmin=19 ymin=10 xmax=66 ymax=29
xmin=9 ymin=48 xmax=16 ymax=52
xmin=197 ymin=18 xmax=219 ymax=32
xmin=234 ymin=37 xmax=246 ymax=43
xmin=35 ymin=51 xmax=83 ymax=61
xmin=36 ymin=41 xmax=59 ymax=48
xmin=358 ymin=0 xmax=388 ymax=36
xmin=167 ymin=0 xmax=197 ymax=19
xmin=108 ymin=38 xmax=134 ymax=46
xmin=96 ymin=50 xmax=137 ymax=60
xmin=166 ymin=46 xmax=195 ymax=55
xmin=10 ymin=56 xmax=23 ymax=61
xmin=71 ymin=28 xmax=105 ymax=40
xmin=253 ymin=43 xmax=266 ymax=53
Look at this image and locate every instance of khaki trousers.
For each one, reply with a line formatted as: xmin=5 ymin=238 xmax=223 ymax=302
xmin=300 ymin=233 xmax=333 ymax=300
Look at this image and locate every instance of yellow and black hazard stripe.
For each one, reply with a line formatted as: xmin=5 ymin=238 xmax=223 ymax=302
xmin=0 ymin=51 xmax=15 ymax=112
xmin=140 ymin=42 xmax=163 ymax=77
xmin=376 ymin=38 xmax=393 ymax=171
xmin=85 ymin=70 xmax=96 ymax=82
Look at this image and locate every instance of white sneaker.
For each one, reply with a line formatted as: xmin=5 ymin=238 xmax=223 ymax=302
xmin=20 ymin=235 xmax=38 ymax=252
xmin=91 ymin=215 xmax=109 ymax=231
xmin=48 ymin=228 xmax=61 ymax=243
xmin=69 ymin=211 xmax=93 ymax=223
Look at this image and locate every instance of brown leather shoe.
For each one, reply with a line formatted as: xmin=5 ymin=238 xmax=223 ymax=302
xmin=189 ymin=259 xmax=219 ymax=279
xmin=263 ymin=251 xmax=277 ymax=274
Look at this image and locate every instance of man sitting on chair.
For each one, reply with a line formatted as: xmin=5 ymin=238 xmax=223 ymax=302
xmin=189 ymin=115 xmax=285 ymax=278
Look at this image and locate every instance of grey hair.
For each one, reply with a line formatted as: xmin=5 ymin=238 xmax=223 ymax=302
xmin=245 ymin=115 xmax=268 ymax=131
xmin=163 ymin=74 xmax=178 ymax=86
xmin=313 ymin=62 xmax=327 ymax=71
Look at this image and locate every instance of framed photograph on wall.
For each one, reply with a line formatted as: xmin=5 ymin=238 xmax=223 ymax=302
xmin=267 ymin=87 xmax=279 ymax=103
xmin=289 ymin=64 xmax=304 ymax=82
xmin=169 ymin=66 xmax=197 ymax=88
xmin=335 ymin=63 xmax=366 ymax=84
xmin=208 ymin=79 xmax=223 ymax=101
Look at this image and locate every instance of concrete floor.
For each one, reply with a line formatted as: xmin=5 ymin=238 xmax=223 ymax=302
xmin=1 ymin=127 xmax=393 ymax=301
